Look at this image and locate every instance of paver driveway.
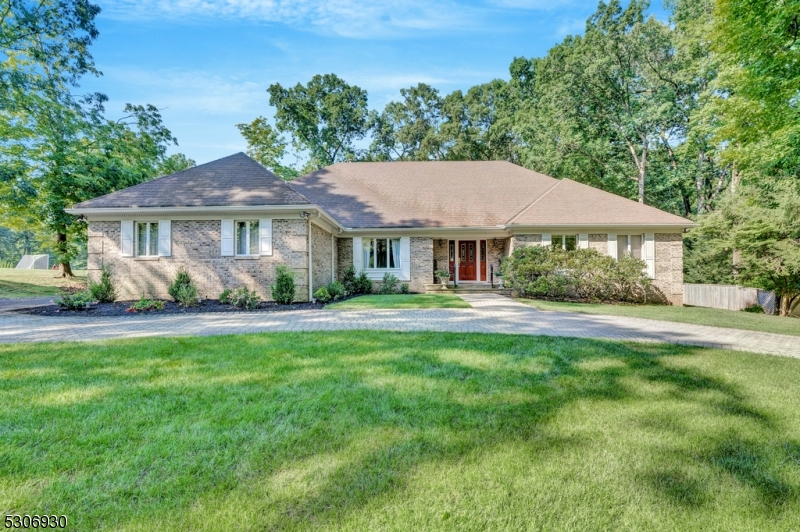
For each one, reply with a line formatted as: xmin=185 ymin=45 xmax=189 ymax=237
xmin=0 ymin=294 xmax=797 ymax=358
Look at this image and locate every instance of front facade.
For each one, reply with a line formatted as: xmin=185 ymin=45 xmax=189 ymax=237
xmin=69 ymin=154 xmax=693 ymax=305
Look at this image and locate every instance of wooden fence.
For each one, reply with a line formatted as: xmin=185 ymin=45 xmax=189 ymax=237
xmin=683 ymin=284 xmax=773 ymax=312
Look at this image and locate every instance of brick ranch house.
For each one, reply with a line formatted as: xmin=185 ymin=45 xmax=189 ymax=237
xmin=67 ymin=153 xmax=695 ymax=304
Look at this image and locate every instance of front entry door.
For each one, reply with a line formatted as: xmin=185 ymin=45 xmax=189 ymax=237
xmin=458 ymin=240 xmax=477 ymax=281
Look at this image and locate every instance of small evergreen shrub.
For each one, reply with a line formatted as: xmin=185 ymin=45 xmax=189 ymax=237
xmin=54 ymin=290 xmax=93 ymax=310
xmin=271 ymin=265 xmax=296 ymax=304
xmin=175 ymin=283 xmax=198 ymax=307
xmin=341 ymin=265 xmax=358 ymax=295
xmin=378 ymin=272 xmax=399 ymax=294
xmin=327 ymin=281 xmax=345 ymax=300
xmin=89 ymin=265 xmax=117 ymax=303
xmin=354 ymin=270 xmax=373 ymax=295
xmin=168 ymin=268 xmax=195 ymax=302
xmin=400 ymin=283 xmax=410 ymax=294
xmin=222 ymin=286 xmax=261 ymax=309
xmin=313 ymin=287 xmax=332 ymax=303
xmin=742 ymin=304 xmax=764 ymax=314
xmin=127 ymin=296 xmax=164 ymax=312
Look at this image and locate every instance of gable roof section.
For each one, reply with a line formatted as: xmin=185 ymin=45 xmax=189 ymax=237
xmin=72 ymin=152 xmax=310 ymax=209
xmin=508 ymin=178 xmax=692 ymax=226
xmin=288 ymin=161 xmax=560 ymax=229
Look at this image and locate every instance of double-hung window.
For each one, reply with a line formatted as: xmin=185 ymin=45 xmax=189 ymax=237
xmin=617 ymin=234 xmax=643 ymax=259
xmin=363 ymin=237 xmax=401 ymax=270
xmin=136 ymin=222 xmax=159 ymax=257
xmin=551 ymin=235 xmax=577 ymax=251
xmin=235 ymin=220 xmax=260 ymax=256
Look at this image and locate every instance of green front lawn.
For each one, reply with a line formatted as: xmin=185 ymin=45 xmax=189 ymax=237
xmin=518 ymin=298 xmax=800 ymax=337
xmin=0 ymin=268 xmax=87 ymax=299
xmin=2 ymin=331 xmax=799 ymax=531
xmin=326 ymin=293 xmax=471 ymax=309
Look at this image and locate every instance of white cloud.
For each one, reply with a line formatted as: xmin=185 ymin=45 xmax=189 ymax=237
xmin=555 ymin=17 xmax=585 ymax=38
xmin=101 ymin=0 xmax=480 ymax=38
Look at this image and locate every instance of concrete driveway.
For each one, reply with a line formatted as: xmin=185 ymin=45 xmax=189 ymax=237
xmin=0 ymin=294 xmax=797 ymax=358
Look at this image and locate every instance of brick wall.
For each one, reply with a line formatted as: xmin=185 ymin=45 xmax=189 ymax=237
xmin=410 ymin=237 xmax=433 ymax=292
xmin=486 ymin=238 xmax=508 ymax=280
xmin=88 ymin=219 xmax=310 ymax=302
xmin=433 ymin=240 xmax=448 ymax=274
xmin=335 ymin=237 xmax=353 ymax=281
xmin=310 ymin=222 xmax=333 ymax=292
xmin=589 ymin=234 xmax=607 ymax=254
xmin=654 ymin=233 xmax=684 ymax=305
xmin=510 ymin=234 xmax=541 ymax=252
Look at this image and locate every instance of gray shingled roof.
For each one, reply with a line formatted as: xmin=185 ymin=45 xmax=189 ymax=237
xmin=72 ymin=152 xmax=310 ymax=209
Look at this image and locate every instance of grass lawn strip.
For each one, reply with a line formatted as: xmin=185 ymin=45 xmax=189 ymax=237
xmin=0 ymin=269 xmax=87 ymax=299
xmin=1 ymin=331 xmax=799 ymax=531
xmin=326 ymin=293 xmax=471 ymax=310
xmin=518 ymin=298 xmax=800 ymax=337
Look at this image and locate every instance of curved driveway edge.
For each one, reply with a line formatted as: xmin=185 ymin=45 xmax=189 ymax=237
xmin=0 ymin=294 xmax=797 ymax=359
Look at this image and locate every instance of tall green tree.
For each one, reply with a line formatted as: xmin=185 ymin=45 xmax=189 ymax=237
xmin=267 ymin=74 xmax=370 ymax=173
xmin=236 ymin=116 xmax=298 ymax=180
xmin=157 ymin=153 xmax=195 ymax=177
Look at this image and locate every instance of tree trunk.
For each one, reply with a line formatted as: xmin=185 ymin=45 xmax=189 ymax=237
xmin=55 ymin=231 xmax=74 ymax=278
xmin=780 ymin=295 xmax=789 ymax=317
xmin=638 ymin=144 xmax=647 ymax=204
xmin=696 ymin=150 xmax=705 ymax=214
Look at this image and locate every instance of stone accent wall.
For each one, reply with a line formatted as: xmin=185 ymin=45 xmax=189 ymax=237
xmin=410 ymin=237 xmax=434 ymax=292
xmin=486 ymin=238 xmax=508 ymax=281
xmin=589 ymin=234 xmax=607 ymax=254
xmin=510 ymin=234 xmax=541 ymax=252
xmin=310 ymin=222 xmax=333 ymax=292
xmin=87 ymin=219 xmax=310 ymax=302
xmin=336 ymin=237 xmax=353 ymax=281
xmin=654 ymin=233 xmax=684 ymax=305
xmin=433 ymin=239 xmax=449 ymax=274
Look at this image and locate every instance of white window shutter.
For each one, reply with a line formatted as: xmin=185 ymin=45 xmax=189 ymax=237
xmin=400 ymin=236 xmax=411 ymax=281
xmin=541 ymin=234 xmax=551 ymax=247
xmin=607 ymin=233 xmax=618 ymax=260
xmin=578 ymin=233 xmax=589 ymax=249
xmin=221 ymin=219 xmax=234 ymax=256
xmin=352 ymin=237 xmax=363 ymax=272
xmin=259 ymin=219 xmax=273 ymax=256
xmin=158 ymin=220 xmax=171 ymax=256
xmin=120 ymin=220 xmax=134 ymax=257
xmin=644 ymin=233 xmax=655 ymax=278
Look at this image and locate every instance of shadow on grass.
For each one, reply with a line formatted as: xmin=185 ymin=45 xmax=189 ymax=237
xmin=0 ymin=332 xmax=797 ymax=529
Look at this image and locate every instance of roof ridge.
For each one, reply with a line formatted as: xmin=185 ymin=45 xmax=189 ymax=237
xmin=505 ymin=178 xmax=566 ymax=225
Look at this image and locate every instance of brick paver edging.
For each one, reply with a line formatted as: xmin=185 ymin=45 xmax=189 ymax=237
xmin=0 ymin=294 xmax=796 ymax=359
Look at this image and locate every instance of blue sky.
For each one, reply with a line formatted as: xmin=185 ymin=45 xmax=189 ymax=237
xmin=81 ymin=0 xmax=668 ymax=165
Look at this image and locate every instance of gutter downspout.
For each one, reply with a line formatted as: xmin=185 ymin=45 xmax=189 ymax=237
xmin=307 ymin=215 xmax=313 ymax=302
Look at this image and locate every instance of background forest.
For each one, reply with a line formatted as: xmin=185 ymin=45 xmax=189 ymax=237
xmin=2 ymin=0 xmax=799 ymax=313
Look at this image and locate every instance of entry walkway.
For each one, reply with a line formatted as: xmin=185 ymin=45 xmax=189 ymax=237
xmin=0 ymin=294 xmax=796 ymax=358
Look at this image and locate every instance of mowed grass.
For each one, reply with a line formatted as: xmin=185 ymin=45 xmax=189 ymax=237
xmin=2 ymin=332 xmax=800 ymax=531
xmin=518 ymin=298 xmax=800 ymax=337
xmin=326 ymin=293 xmax=471 ymax=309
xmin=0 ymin=269 xmax=87 ymax=299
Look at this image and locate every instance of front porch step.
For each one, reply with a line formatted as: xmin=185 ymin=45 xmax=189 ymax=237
xmin=424 ymin=284 xmax=512 ymax=295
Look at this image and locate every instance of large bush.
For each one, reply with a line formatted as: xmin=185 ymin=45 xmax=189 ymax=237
xmin=271 ymin=265 xmax=296 ymax=304
xmin=502 ymin=246 xmax=652 ymax=303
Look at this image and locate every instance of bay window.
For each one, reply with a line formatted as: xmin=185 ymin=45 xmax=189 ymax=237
xmin=363 ymin=237 xmax=400 ymax=269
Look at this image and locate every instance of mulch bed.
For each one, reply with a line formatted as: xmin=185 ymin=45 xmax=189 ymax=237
xmin=15 ymin=298 xmax=327 ymax=317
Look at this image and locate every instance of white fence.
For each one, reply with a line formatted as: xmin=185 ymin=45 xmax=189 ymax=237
xmin=684 ymin=284 xmax=775 ymax=314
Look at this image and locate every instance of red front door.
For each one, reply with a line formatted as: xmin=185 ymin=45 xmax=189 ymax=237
xmin=458 ymin=240 xmax=477 ymax=281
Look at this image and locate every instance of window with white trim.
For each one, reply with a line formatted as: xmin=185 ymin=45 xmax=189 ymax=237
xmin=551 ymin=235 xmax=577 ymax=251
xmin=362 ymin=237 xmax=400 ymax=269
xmin=135 ymin=222 xmax=159 ymax=257
xmin=235 ymin=220 xmax=260 ymax=255
xmin=617 ymin=234 xmax=643 ymax=259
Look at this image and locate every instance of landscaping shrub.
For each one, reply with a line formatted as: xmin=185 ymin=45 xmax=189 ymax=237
xmin=54 ymin=290 xmax=93 ymax=310
xmin=89 ymin=265 xmax=116 ymax=303
xmin=174 ymin=283 xmax=198 ymax=307
xmin=400 ymin=283 xmax=410 ymax=294
xmin=327 ymin=280 xmax=345 ymax=300
xmin=168 ymin=268 xmax=195 ymax=302
xmin=742 ymin=304 xmax=765 ymax=313
xmin=354 ymin=270 xmax=373 ymax=294
xmin=221 ymin=286 xmax=261 ymax=309
xmin=313 ymin=287 xmax=332 ymax=303
xmin=127 ymin=296 xmax=165 ymax=312
xmin=341 ymin=265 xmax=358 ymax=295
xmin=502 ymin=246 xmax=653 ymax=303
xmin=271 ymin=265 xmax=296 ymax=304
xmin=378 ymin=272 xmax=399 ymax=294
